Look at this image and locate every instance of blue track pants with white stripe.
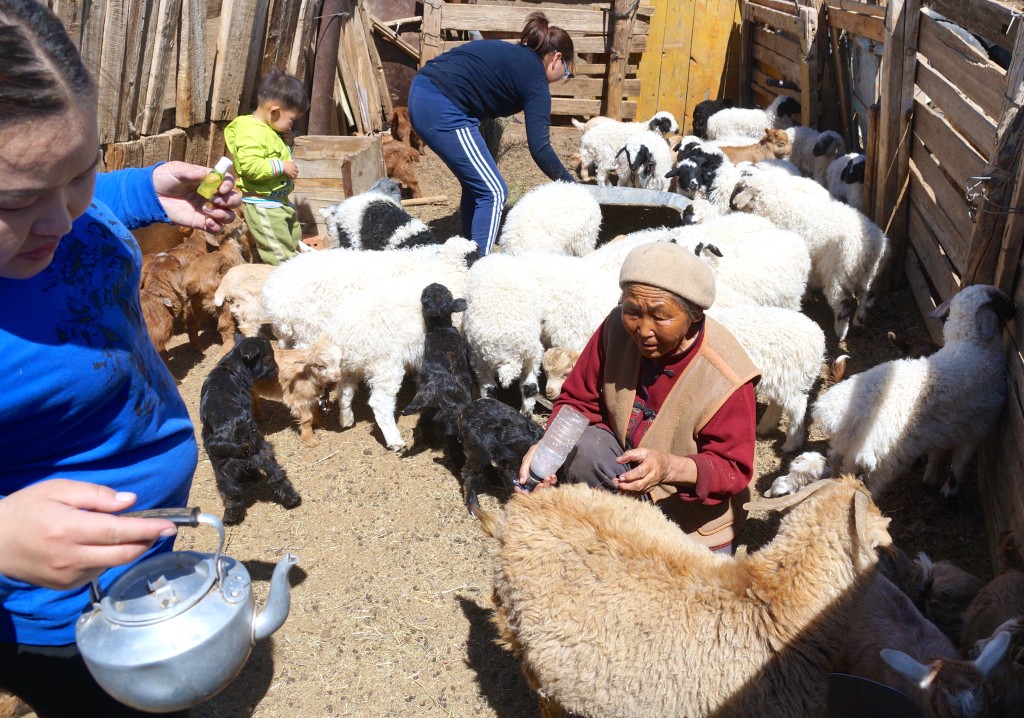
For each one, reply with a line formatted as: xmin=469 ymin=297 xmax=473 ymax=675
xmin=408 ymin=74 xmax=508 ymax=255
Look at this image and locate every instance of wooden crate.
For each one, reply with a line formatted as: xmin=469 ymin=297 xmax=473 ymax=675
xmin=290 ymin=135 xmax=387 ymax=236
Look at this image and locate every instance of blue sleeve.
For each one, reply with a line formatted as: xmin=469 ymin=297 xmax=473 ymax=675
xmin=522 ymin=85 xmax=575 ymax=183
xmin=93 ymin=165 xmax=171 ymax=230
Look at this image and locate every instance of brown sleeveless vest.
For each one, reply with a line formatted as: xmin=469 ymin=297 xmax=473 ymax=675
xmin=602 ymin=308 xmax=761 ymax=548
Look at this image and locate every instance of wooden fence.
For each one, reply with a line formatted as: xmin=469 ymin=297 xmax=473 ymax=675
xmin=737 ymin=0 xmax=1024 ymax=562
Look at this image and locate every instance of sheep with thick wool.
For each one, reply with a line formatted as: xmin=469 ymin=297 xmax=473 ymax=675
xmin=497 ymin=182 xmax=602 ymax=257
xmin=475 ymin=476 xmax=892 ymax=718
xmin=319 ymin=183 xmax=436 ymax=250
xmin=705 ymin=94 xmax=801 ymax=140
xmin=825 ymin=152 xmax=867 ymax=211
xmin=812 ymin=284 xmax=1016 ymax=499
xmin=214 ymin=263 xmax=276 ymax=337
xmin=730 ymin=173 xmax=891 ymax=341
xmin=577 ymin=111 xmax=678 ymax=185
xmin=261 ymin=236 xmax=479 ymax=451
xmin=612 ymin=129 xmax=674 ymax=191
xmin=785 ymin=127 xmax=845 ymax=183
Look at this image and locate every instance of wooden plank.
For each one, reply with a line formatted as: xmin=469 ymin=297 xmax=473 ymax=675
xmin=437 ymin=4 xmax=645 ymax=35
xmin=288 ymin=0 xmax=321 ymax=80
xmin=371 ymin=13 xmax=421 ymax=62
xmin=978 ymin=383 xmax=1024 ymax=562
xmin=925 ymin=0 xmax=1018 ymax=55
xmin=208 ymin=121 xmax=228 ymax=166
xmin=419 ymin=0 xmax=442 ymax=66
xmin=210 ymin=0 xmax=260 ymax=121
xmin=635 ymin=0 xmax=672 ymax=119
xmin=167 ymin=127 xmax=188 ymax=161
xmin=555 ymin=78 xmax=642 ymax=96
xmin=358 ymin=1 xmax=394 ymax=119
xmin=53 ymin=0 xmax=85 ymax=47
xmin=912 ymin=98 xmax=988 ymax=184
xmin=336 ymin=4 xmax=364 ymax=134
xmin=345 ymin=0 xmax=385 ymax=131
xmin=753 ymin=23 xmax=801 ymax=59
xmin=798 ymin=3 xmax=820 ymax=129
xmin=682 ymin=0 xmax=741 ymax=129
xmin=142 ymin=133 xmax=172 ymax=166
xmin=827 ymin=6 xmax=884 ymax=43
xmin=990 ymin=27 xmax=1024 ymax=293
xmin=910 ymin=134 xmax=974 ymax=267
xmin=78 ymin=0 xmax=106 ymax=73
xmin=907 ymin=200 xmax=961 ymax=299
xmin=184 ymin=123 xmax=212 ymax=166
xmin=261 ymin=0 xmax=302 ymax=74
xmin=915 ymin=62 xmax=998 ymax=160
xmin=752 ymin=39 xmax=802 ymax=85
xmin=239 ymin=0 xmax=270 ymax=113
xmin=178 ymin=0 xmax=208 ymax=128
xmin=441 ymin=35 xmax=648 ymax=55
xmin=308 ymin=0 xmax=342 ymax=133
xmin=604 ymin=0 xmax=638 ymax=119
xmin=908 ymin=166 xmax=969 ymax=276
xmin=130 ymin=2 xmax=158 ymax=140
xmin=95 ymin=2 xmax=129 ymax=144
xmin=919 ymin=10 xmax=1004 ymax=122
xmin=864 ymin=100 xmax=879 ymax=217
xmin=903 ymin=243 xmax=946 ymax=343
xmin=552 ymin=97 xmax=637 ymax=119
xmin=825 ymin=0 xmax=886 ymax=20
xmin=745 ymin=3 xmax=800 ymax=35
xmin=141 ymin=0 xmax=184 ymax=136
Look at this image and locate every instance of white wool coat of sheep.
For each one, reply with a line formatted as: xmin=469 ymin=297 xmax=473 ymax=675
xmin=730 ymin=174 xmax=890 ymax=341
xmin=319 ymin=189 xmax=434 ymax=249
xmin=214 ymin=263 xmax=277 ymax=337
xmin=476 ymin=477 xmax=892 ymax=718
xmin=705 ymin=94 xmax=800 ymax=140
xmin=577 ymin=111 xmax=677 ymax=186
xmin=612 ymin=129 xmax=674 ymax=192
xmin=497 ymin=182 xmax=602 ymax=257
xmin=825 ymin=153 xmax=867 ymax=211
xmin=261 ymin=236 xmax=478 ymax=451
xmin=710 ymin=305 xmax=825 ymax=452
xmin=812 ymin=284 xmax=1013 ymax=499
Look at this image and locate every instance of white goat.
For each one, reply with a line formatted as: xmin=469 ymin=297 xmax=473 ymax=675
xmin=812 ymin=284 xmax=1016 ymax=498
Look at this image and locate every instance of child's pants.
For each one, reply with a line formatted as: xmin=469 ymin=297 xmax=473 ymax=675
xmin=241 ymin=201 xmax=302 ymax=265
xmin=408 ymin=74 xmax=508 ymax=255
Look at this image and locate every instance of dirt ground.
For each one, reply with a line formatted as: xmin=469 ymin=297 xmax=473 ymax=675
xmin=83 ymin=123 xmax=996 ymax=717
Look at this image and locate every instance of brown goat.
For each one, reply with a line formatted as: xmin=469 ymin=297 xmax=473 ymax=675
xmin=720 ymin=128 xmax=791 ymax=164
xmin=389 ymin=105 xmax=424 ymax=154
xmin=182 ymin=238 xmax=246 ymax=353
xmin=251 ymin=336 xmax=342 ymax=447
xmin=383 ymin=137 xmax=423 ymax=198
xmin=140 ymin=286 xmax=182 ymax=362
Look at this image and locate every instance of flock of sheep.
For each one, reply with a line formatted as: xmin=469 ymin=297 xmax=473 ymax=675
xmin=135 ymin=95 xmax=1023 ymax=717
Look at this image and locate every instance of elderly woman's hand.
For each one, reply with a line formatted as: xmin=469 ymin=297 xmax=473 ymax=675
xmin=516 ymin=444 xmax=558 ymax=494
xmin=152 ymin=161 xmax=243 ymax=233
xmin=613 ymin=448 xmax=693 ymax=494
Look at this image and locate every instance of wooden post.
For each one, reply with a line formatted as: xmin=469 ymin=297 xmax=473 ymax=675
xmin=829 ymin=24 xmax=852 ymax=149
xmin=419 ymin=0 xmax=442 ymax=68
xmin=358 ymin=0 xmax=392 ymax=119
xmin=261 ymin=0 xmax=303 ymax=75
xmin=603 ymin=0 xmax=636 ymax=120
xmin=140 ymin=0 xmax=184 ymax=136
xmin=308 ymin=0 xmax=345 ymax=134
xmin=966 ymin=25 xmax=1024 ymax=290
xmin=738 ymin=2 xmax=753 ymax=108
xmin=210 ymin=0 xmax=262 ymax=121
xmin=864 ymin=101 xmax=879 ymax=219
xmin=177 ymin=0 xmax=208 ymax=128
xmin=797 ymin=4 xmax=820 ymax=129
xmin=873 ymin=0 xmax=921 ymax=289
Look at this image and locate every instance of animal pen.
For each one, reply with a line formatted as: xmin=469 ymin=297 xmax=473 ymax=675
xmin=46 ymin=0 xmax=1024 ymax=565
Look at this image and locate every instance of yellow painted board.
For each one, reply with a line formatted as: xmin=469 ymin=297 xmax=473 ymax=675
xmin=637 ymin=0 xmax=697 ymax=122
xmin=685 ymin=0 xmax=743 ymax=131
xmin=636 ymin=0 xmax=671 ymax=117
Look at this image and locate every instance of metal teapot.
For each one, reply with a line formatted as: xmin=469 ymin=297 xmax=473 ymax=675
xmin=75 ymin=508 xmax=299 ymax=713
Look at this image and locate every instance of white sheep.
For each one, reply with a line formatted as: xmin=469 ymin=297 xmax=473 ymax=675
xmin=612 ymin=129 xmax=674 ymax=191
xmin=705 ymin=94 xmax=801 ymax=140
xmin=833 ymin=572 xmax=1011 ymax=718
xmin=710 ymin=305 xmax=825 ymax=452
xmin=261 ymin=236 xmax=479 ymax=451
xmin=785 ymin=127 xmax=846 ymax=184
xmin=825 ymin=152 xmax=867 ymax=211
xmin=496 ymin=182 xmax=602 ymax=257
xmin=730 ymin=173 xmax=891 ymax=341
xmin=578 ymin=111 xmax=678 ymax=185
xmin=214 ymin=263 xmax=277 ymax=337
xmin=475 ymin=476 xmax=893 ymax=718
xmin=812 ymin=284 xmax=1016 ymax=499
xmin=811 ymin=130 xmax=847 ymax=186
xmin=319 ymin=188 xmax=435 ymax=250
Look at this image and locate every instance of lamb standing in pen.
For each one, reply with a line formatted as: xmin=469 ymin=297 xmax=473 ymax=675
xmin=475 ymin=476 xmax=892 ymax=718
xmin=812 ymin=284 xmax=1016 ymax=499
xmin=705 ymin=94 xmax=801 ymax=140
xmin=214 ymin=262 xmax=276 ymax=337
xmin=497 ymin=181 xmax=602 ymax=256
xmin=577 ymin=110 xmax=678 ymax=185
xmin=730 ymin=174 xmax=891 ymax=341
xmin=612 ymin=129 xmax=674 ymax=191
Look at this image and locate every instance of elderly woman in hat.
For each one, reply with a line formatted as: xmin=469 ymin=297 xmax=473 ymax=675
xmin=518 ymin=241 xmax=761 ymax=554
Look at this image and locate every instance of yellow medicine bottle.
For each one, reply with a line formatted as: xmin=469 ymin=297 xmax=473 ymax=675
xmin=196 ymin=156 xmax=233 ymax=200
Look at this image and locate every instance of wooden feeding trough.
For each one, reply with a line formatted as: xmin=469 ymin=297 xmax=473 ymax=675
xmin=581 ymin=185 xmax=692 ymax=243
xmin=290 ymin=135 xmax=387 ymax=237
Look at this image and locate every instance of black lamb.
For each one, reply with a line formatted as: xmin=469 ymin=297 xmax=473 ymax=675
xmin=199 ymin=336 xmax=301 ymax=524
xmin=457 ymin=398 xmax=544 ymax=511
xmin=401 ymin=283 xmax=473 ymax=457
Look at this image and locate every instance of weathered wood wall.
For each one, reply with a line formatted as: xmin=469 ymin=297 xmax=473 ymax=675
xmin=635 ymin=0 xmax=742 ymax=132
xmin=739 ymin=0 xmax=1024 ymax=564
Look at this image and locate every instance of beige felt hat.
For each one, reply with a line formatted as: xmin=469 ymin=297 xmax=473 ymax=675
xmin=618 ymin=240 xmax=716 ymax=309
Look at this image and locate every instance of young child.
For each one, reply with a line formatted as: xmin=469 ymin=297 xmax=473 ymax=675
xmin=225 ymin=70 xmax=309 ymax=265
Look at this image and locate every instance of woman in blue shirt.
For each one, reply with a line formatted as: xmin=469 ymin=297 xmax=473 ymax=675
xmin=409 ymin=12 xmax=576 ymax=255
xmin=0 ymin=1 xmax=241 ymax=714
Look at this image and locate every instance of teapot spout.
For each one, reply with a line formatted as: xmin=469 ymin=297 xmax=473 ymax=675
xmin=252 ymin=553 xmax=299 ymax=641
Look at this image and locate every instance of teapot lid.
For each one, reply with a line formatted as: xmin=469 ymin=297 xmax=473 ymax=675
xmin=98 ymin=551 xmax=218 ymax=626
